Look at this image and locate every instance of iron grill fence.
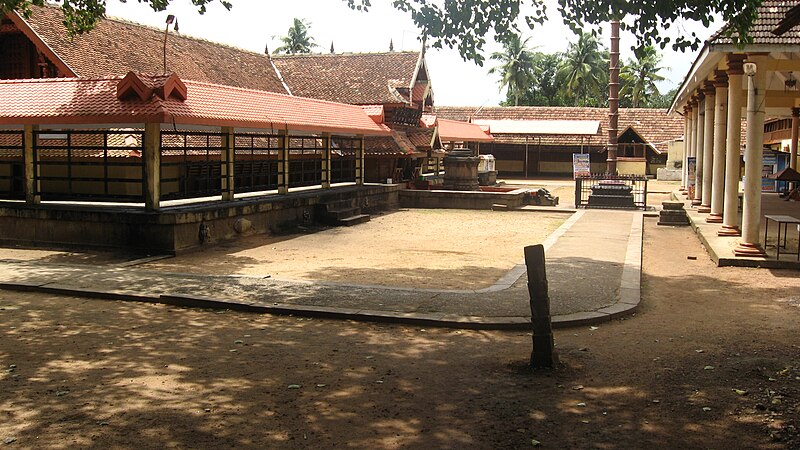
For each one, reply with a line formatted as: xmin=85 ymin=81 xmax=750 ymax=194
xmin=33 ymin=129 xmax=146 ymax=202
xmin=160 ymin=131 xmax=225 ymax=201
xmin=574 ymin=173 xmax=648 ymax=210
xmin=288 ymin=136 xmax=324 ymax=188
xmin=0 ymin=131 xmax=24 ymax=200
xmin=234 ymin=133 xmax=281 ymax=193
xmin=331 ymin=137 xmax=358 ymax=183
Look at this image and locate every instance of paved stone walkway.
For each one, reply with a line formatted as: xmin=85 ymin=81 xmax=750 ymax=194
xmin=0 ymin=208 xmax=642 ymax=329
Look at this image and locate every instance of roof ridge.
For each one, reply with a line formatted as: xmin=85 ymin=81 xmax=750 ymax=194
xmin=272 ymin=51 xmax=419 ymax=58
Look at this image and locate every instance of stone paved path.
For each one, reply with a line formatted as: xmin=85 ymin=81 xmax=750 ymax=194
xmin=0 ymin=209 xmax=642 ymax=328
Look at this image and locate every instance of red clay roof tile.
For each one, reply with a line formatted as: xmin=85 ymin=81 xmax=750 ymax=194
xmin=0 ymin=73 xmax=389 ymax=136
xmin=272 ymin=52 xmax=421 ymax=105
xmin=9 ymin=4 xmax=288 ymax=94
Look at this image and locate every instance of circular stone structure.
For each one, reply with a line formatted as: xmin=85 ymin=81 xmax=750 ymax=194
xmin=443 ymin=149 xmax=480 ymax=191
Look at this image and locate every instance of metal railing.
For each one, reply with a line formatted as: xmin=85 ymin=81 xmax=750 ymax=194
xmin=33 ymin=130 xmax=146 ymax=202
xmin=574 ymin=173 xmax=648 ymax=210
xmin=0 ymin=131 xmax=24 ymax=200
xmin=160 ymin=131 xmax=225 ymax=201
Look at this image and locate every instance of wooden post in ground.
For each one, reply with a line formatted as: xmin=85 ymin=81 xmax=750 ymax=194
xmin=524 ymin=244 xmax=558 ymax=369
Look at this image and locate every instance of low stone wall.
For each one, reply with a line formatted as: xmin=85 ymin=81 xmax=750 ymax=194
xmin=399 ymin=188 xmax=529 ymax=210
xmin=0 ymin=184 xmax=399 ymax=254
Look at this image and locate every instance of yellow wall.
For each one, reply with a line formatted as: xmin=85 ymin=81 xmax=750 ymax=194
xmin=617 ymin=159 xmax=647 ymax=176
xmin=497 ymin=160 xmax=524 ymax=173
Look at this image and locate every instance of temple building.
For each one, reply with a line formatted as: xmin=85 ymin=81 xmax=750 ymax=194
xmin=668 ymin=0 xmax=800 ymax=257
xmin=435 ymin=106 xmax=682 ymax=177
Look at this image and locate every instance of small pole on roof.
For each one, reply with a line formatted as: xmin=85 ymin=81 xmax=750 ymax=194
xmin=163 ymin=14 xmax=176 ymax=74
xmin=330 ymin=41 xmax=335 ymax=53
xmin=265 ymin=43 xmax=270 ymax=55
xmin=389 ymin=39 xmax=394 ymax=52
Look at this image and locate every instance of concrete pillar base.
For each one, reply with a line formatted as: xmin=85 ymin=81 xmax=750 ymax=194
xmin=733 ymin=242 xmax=766 ymax=257
xmin=679 ymin=186 xmax=686 ymax=192
xmin=697 ymin=205 xmax=711 ymax=213
xmin=691 ymin=198 xmax=702 ymax=206
xmin=706 ymin=213 xmax=723 ymax=223
xmin=718 ymin=225 xmax=741 ymax=237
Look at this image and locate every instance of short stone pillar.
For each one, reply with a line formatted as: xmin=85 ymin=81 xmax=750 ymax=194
xmin=658 ymin=201 xmax=689 ymax=226
xmin=443 ymin=149 xmax=480 ymax=191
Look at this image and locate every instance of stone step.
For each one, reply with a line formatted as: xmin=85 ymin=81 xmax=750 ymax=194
xmin=326 ymin=207 xmax=361 ymax=221
xmin=338 ymin=214 xmax=371 ymax=226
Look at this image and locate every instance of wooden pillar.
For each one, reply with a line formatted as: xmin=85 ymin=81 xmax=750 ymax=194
xmin=791 ymin=107 xmax=799 ymax=190
xmin=321 ymin=133 xmax=331 ymax=189
xmin=708 ymin=70 xmax=728 ymax=223
xmin=356 ymin=135 xmax=365 ymax=185
xmin=278 ymin=130 xmax=289 ymax=194
xmin=693 ymin=92 xmax=705 ymax=205
xmin=719 ymin=55 xmax=745 ymax=237
xmin=735 ymin=61 xmax=767 ymax=256
xmin=23 ymin=124 xmax=40 ymax=205
xmin=143 ymin=122 xmax=161 ymax=211
xmin=221 ymin=126 xmax=235 ymax=201
xmin=435 ymin=156 xmax=441 ymax=176
xmin=699 ymin=81 xmax=715 ymax=212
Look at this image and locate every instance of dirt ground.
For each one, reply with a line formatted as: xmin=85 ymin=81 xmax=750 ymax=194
xmin=141 ymin=209 xmax=566 ymax=290
xmin=1 ymin=218 xmax=798 ymax=449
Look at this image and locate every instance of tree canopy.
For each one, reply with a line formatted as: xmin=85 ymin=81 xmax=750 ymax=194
xmin=2 ymin=0 xmax=764 ymax=64
xmin=273 ymin=18 xmax=317 ymax=54
xmin=488 ymin=34 xmax=535 ymax=107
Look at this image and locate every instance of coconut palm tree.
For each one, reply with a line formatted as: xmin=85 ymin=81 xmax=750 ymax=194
xmin=488 ymin=34 xmax=535 ymax=107
xmin=620 ymin=45 xmax=667 ymax=107
xmin=274 ymin=18 xmax=317 ymax=54
xmin=557 ymin=32 xmax=608 ymax=106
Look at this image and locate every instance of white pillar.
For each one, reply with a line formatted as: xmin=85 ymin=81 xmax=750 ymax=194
xmin=699 ymin=82 xmax=715 ymax=212
xmin=719 ymin=55 xmax=745 ymax=237
xmin=681 ymin=109 xmax=691 ymax=191
xmin=708 ymin=71 xmax=728 ymax=223
xmin=684 ymin=103 xmax=695 ymax=197
xmin=693 ymin=93 xmax=705 ymax=205
xmin=735 ymin=62 xmax=767 ymax=256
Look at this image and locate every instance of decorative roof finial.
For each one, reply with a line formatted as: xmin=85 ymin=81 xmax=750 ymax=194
xmin=389 ymin=39 xmax=394 ymax=52
xmin=330 ymin=41 xmax=335 ymax=53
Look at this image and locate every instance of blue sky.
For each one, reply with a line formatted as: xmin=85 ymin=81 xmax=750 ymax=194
xmin=104 ymin=0 xmax=721 ymax=107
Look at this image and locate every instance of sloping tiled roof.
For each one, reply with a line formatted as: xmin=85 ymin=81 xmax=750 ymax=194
xmin=709 ymin=0 xmax=800 ymax=46
xmin=0 ymin=73 xmax=389 ymax=136
xmin=434 ymin=106 xmax=682 ymax=152
xmin=272 ymin=52 xmax=420 ymax=105
xmin=435 ymin=118 xmax=494 ymax=143
xmin=8 ymin=4 xmax=287 ymax=94
xmin=364 ymin=129 xmax=427 ymax=157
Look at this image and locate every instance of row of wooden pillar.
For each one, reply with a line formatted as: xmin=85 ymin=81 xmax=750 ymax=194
xmin=681 ymin=54 xmax=799 ymax=256
xmin=22 ymin=124 xmax=365 ymax=212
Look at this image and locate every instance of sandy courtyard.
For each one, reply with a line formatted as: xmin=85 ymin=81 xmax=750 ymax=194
xmin=143 ymin=209 xmax=567 ymax=290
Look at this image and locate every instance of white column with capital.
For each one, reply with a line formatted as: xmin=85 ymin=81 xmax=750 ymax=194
xmin=734 ymin=61 xmax=767 ymax=256
xmin=699 ymin=82 xmax=715 ymax=213
xmin=719 ymin=55 xmax=745 ymax=236
xmin=708 ymin=71 xmax=728 ymax=223
xmin=693 ymin=94 xmax=705 ymax=206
